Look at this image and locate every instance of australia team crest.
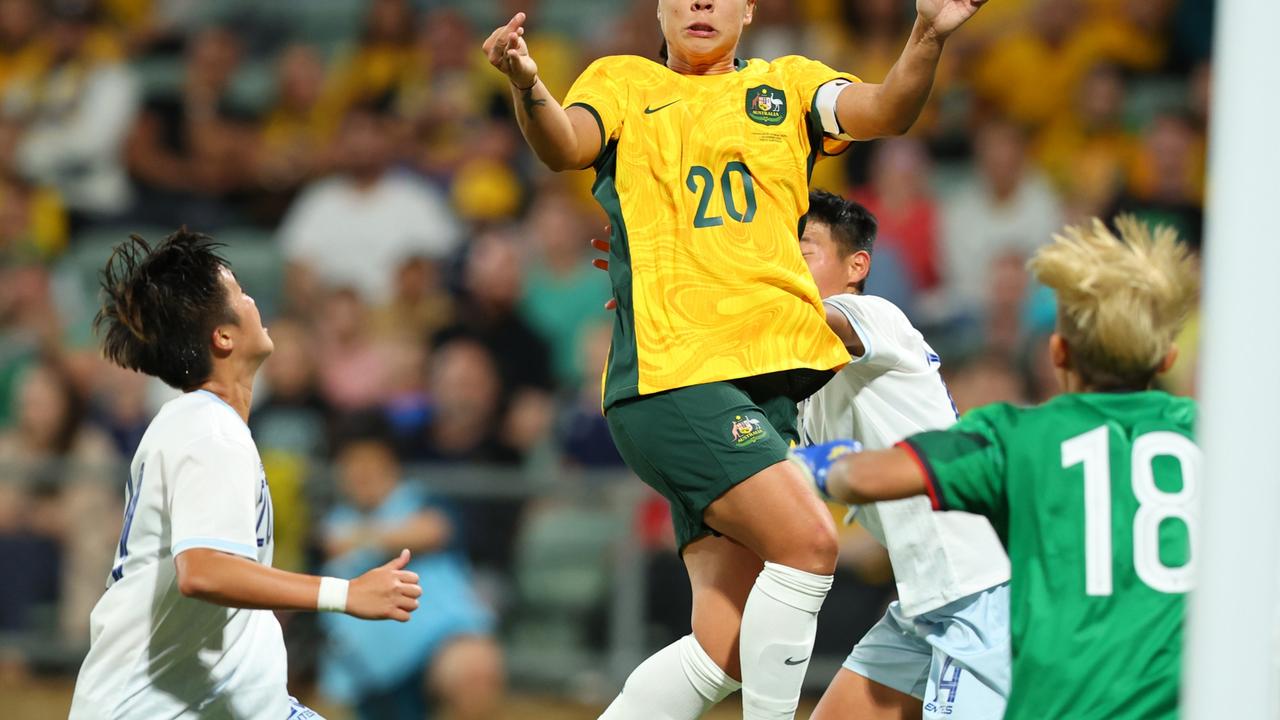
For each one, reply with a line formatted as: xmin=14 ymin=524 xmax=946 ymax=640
xmin=731 ymin=415 xmax=768 ymax=446
xmin=745 ymin=85 xmax=787 ymax=126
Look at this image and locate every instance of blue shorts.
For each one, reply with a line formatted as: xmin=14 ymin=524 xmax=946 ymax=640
xmin=843 ymin=583 xmax=1010 ymax=720
xmin=287 ymin=696 xmax=324 ymax=719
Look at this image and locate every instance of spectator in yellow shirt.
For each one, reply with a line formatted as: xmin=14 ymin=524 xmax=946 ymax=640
xmin=1034 ymin=63 xmax=1136 ymax=218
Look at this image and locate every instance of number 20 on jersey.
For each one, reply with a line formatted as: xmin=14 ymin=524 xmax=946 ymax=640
xmin=686 ymin=162 xmax=757 ymax=228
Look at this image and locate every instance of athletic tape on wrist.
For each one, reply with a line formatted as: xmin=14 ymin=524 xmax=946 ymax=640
xmin=317 ymin=577 xmax=349 ymax=613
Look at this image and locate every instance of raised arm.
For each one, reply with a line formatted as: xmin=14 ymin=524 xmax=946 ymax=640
xmin=482 ymin=12 xmax=601 ymax=171
xmin=835 ymin=0 xmax=988 ymax=139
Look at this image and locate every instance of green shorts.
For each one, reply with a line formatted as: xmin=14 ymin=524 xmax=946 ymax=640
xmin=606 ymin=371 xmax=828 ymax=550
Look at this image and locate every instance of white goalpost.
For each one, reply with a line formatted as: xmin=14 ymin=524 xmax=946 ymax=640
xmin=1182 ymin=0 xmax=1280 ymax=717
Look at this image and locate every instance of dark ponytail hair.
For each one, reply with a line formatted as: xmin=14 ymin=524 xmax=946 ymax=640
xmin=95 ymin=229 xmax=238 ymax=390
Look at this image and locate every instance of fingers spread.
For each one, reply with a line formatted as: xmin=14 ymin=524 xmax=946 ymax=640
xmin=592 ymin=258 xmax=609 ymax=271
xmin=590 ymin=238 xmax=610 ymax=252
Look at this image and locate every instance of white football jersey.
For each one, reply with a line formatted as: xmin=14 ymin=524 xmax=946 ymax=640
xmin=799 ymin=294 xmax=1010 ymax=617
xmin=70 ymin=390 xmax=288 ymax=719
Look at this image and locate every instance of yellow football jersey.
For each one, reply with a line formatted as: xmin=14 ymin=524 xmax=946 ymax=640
xmin=564 ymin=54 xmax=857 ymax=408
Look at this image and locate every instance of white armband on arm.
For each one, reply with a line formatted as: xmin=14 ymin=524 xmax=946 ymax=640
xmin=814 ymin=79 xmax=855 ymax=141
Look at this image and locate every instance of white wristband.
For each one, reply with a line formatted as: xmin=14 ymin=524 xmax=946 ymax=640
xmin=317 ymin=577 xmax=349 ymax=613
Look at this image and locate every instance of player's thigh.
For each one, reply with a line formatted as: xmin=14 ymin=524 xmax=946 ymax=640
xmin=684 ymin=533 xmax=765 ymax=681
xmin=811 ymin=668 xmax=922 ymax=720
xmin=702 ymin=459 xmax=839 ymax=574
xmin=701 ymin=375 xmax=838 ymax=572
xmin=605 ymin=381 xmax=798 ymax=551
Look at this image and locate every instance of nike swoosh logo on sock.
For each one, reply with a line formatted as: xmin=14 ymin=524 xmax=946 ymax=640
xmin=784 ymin=656 xmax=809 ymax=666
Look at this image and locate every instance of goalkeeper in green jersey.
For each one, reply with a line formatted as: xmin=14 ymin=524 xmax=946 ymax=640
xmin=791 ymin=216 xmax=1200 ymax=720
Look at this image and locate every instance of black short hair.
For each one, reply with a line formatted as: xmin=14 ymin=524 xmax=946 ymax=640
xmin=95 ymin=229 xmax=238 ymax=391
xmin=806 ymin=190 xmax=877 ymax=291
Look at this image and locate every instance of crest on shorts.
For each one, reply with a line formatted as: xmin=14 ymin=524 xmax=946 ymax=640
xmin=745 ymin=85 xmax=787 ymax=126
xmin=731 ymin=415 xmax=767 ymax=446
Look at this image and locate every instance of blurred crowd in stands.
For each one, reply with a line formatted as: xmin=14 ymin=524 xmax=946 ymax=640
xmin=0 ymin=0 xmax=1211 ymax=714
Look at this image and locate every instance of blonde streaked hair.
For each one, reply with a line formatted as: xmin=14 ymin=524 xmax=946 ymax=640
xmin=1028 ymin=216 xmax=1199 ymax=390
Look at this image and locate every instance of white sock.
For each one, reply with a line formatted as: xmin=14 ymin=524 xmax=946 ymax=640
xmin=598 ymin=634 xmax=740 ymax=720
xmin=739 ymin=562 xmax=833 ymax=720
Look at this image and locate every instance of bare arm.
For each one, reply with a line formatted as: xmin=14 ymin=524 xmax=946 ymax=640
xmin=174 ymin=547 xmax=422 ymax=621
xmin=482 ymin=13 xmax=600 ymax=171
xmin=823 ymin=305 xmax=866 ymax=357
xmin=826 ymin=447 xmax=928 ymax=505
xmin=836 ymin=0 xmax=988 ymax=139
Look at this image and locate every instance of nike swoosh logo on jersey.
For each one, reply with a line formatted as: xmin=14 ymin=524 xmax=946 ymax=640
xmin=784 ymin=656 xmax=809 ymax=666
xmin=644 ymin=100 xmax=681 ymax=114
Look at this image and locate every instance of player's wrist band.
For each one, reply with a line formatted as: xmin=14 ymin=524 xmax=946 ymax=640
xmin=512 ymin=75 xmax=539 ymax=92
xmin=317 ymin=577 xmax=349 ymax=613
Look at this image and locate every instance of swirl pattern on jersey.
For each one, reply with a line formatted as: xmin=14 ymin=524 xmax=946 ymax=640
xmin=566 ymin=55 xmax=857 ymax=406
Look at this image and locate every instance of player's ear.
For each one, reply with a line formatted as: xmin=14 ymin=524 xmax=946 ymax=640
xmin=1156 ymin=345 xmax=1179 ymax=374
xmin=743 ymin=0 xmax=755 ymax=26
xmin=1049 ymin=333 xmax=1073 ymax=393
xmin=211 ymin=325 xmax=234 ymax=354
xmin=847 ymin=250 xmax=871 ymax=288
xmin=1049 ymin=333 xmax=1070 ymax=371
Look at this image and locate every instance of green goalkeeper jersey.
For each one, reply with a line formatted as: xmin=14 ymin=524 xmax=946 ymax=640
xmin=901 ymin=391 xmax=1199 ymax=720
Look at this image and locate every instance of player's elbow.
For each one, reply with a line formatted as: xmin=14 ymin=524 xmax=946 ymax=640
xmin=176 ymin=568 xmax=212 ymax=599
xmin=538 ymin=152 xmax=581 ymax=173
xmin=175 ymin=553 xmax=219 ymax=600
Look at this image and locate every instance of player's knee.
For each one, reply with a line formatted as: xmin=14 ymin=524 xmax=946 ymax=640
xmin=807 ymin=517 xmax=840 ymax=574
xmin=776 ymin=514 xmax=839 ymax=575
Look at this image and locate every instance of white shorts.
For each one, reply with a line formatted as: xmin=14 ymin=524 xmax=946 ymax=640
xmin=843 ymin=583 xmax=1010 ymax=720
xmin=287 ymin=696 xmax=325 ymax=719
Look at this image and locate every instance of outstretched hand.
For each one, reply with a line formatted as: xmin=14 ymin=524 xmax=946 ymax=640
xmin=482 ymin=12 xmax=538 ymax=88
xmin=591 ymin=227 xmax=616 ymax=311
xmin=915 ymin=0 xmax=988 ymax=39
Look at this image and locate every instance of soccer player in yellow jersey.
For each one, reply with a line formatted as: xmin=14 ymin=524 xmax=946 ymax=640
xmin=483 ymin=2 xmax=990 ymax=718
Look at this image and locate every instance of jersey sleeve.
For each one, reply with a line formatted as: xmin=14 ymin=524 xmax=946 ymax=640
xmin=784 ymin=56 xmax=861 ymax=152
xmin=823 ymin=294 xmax=913 ymax=371
xmin=563 ymin=57 xmax=629 ymax=166
xmin=169 ymin=433 xmax=260 ymax=560
xmin=898 ymin=404 xmax=1012 ymax=531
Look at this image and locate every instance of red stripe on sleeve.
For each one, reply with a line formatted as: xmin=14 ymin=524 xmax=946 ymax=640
xmin=896 ymin=440 xmax=946 ymax=511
